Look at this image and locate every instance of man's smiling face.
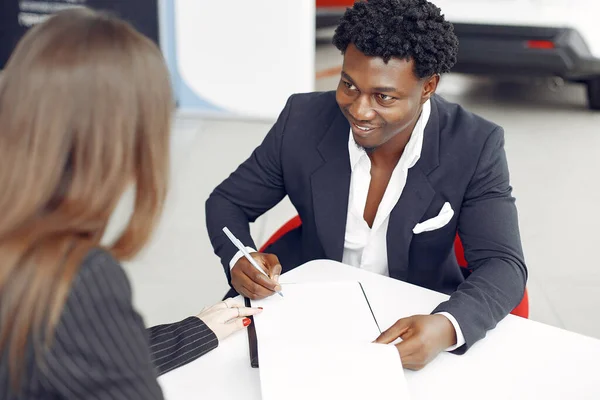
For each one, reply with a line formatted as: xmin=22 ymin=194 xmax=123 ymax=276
xmin=336 ymin=44 xmax=431 ymax=152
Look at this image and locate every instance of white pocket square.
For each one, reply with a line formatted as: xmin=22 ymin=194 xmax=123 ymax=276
xmin=412 ymin=202 xmax=454 ymax=234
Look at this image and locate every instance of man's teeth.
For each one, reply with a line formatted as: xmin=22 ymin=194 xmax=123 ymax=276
xmin=356 ymin=125 xmax=372 ymax=131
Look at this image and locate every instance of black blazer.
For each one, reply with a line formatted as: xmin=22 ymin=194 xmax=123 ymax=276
xmin=206 ymin=91 xmax=527 ymax=353
xmin=1 ymin=249 xmax=218 ymax=399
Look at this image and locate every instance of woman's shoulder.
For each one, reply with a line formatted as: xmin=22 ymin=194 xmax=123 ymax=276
xmin=44 ymin=250 xmax=163 ymax=398
xmin=53 ymin=246 xmax=146 ymax=356
xmin=77 ymin=247 xmax=130 ymax=290
xmin=67 ymin=247 xmax=134 ymax=312
xmin=79 ymin=247 xmax=122 ymax=271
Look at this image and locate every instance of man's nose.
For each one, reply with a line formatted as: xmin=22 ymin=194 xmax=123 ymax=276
xmin=349 ymin=95 xmax=376 ymax=121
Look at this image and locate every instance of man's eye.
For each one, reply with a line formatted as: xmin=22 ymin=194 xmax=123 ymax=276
xmin=378 ymin=94 xmax=394 ymax=101
xmin=343 ymin=81 xmax=357 ymax=91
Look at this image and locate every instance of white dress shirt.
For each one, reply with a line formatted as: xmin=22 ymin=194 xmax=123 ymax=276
xmin=230 ymin=99 xmax=464 ymax=351
xmin=342 ymin=100 xmax=428 ymax=276
xmin=342 ymin=99 xmax=464 ymax=351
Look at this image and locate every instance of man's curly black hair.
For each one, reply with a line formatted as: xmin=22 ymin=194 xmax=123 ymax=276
xmin=333 ymin=0 xmax=459 ymax=79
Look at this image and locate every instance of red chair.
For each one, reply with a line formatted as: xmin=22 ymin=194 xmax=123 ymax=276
xmin=316 ymin=0 xmax=355 ymax=7
xmin=259 ymin=216 xmax=303 ymax=253
xmin=261 ymin=216 xmax=529 ymax=318
xmin=453 ymin=235 xmax=529 ymax=318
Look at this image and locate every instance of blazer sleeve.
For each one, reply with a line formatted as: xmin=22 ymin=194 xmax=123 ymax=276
xmin=42 ymin=250 xmax=165 ymax=399
xmin=432 ymin=126 xmax=528 ymax=353
xmin=206 ymin=95 xmax=295 ymax=280
xmin=148 ymin=317 xmax=218 ymax=376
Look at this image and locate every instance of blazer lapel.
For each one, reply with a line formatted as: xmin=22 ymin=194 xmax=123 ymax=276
xmin=387 ymin=98 xmax=441 ymax=281
xmin=311 ymin=111 xmax=351 ymax=262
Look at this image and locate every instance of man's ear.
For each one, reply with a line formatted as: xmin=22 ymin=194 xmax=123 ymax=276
xmin=421 ymin=74 xmax=439 ymax=104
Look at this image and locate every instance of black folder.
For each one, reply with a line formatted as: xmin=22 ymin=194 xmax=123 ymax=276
xmin=244 ymin=296 xmax=260 ymax=368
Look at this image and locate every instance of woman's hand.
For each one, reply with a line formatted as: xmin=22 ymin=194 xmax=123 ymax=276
xmin=197 ymin=297 xmax=262 ymax=341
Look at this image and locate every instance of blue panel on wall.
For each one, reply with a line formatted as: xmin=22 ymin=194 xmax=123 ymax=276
xmin=160 ymin=0 xmax=222 ymax=111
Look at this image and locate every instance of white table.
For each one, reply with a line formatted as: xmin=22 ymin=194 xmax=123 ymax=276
xmin=159 ymin=260 xmax=600 ymax=399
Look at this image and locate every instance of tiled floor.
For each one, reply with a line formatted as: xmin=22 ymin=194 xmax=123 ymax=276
xmin=116 ymin=41 xmax=600 ymax=341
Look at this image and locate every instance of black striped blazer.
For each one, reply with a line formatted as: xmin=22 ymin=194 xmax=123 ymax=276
xmin=0 ymin=248 xmax=218 ymax=399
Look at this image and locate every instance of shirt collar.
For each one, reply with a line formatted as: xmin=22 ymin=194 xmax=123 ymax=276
xmin=348 ymin=98 xmax=431 ymax=171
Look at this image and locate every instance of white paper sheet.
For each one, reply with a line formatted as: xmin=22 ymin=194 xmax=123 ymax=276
xmin=251 ymin=282 xmax=381 ymax=343
xmin=251 ymin=282 xmax=410 ymax=400
xmin=259 ymin=342 xmax=409 ymax=400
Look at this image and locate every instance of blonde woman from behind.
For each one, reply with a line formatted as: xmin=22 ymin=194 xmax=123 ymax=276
xmin=0 ymin=8 xmax=260 ymax=400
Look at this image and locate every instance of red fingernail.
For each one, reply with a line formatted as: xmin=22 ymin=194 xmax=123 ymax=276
xmin=243 ymin=318 xmax=251 ymax=327
xmin=258 ymin=307 xmax=263 ymax=310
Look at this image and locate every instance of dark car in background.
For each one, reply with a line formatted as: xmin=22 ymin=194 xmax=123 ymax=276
xmin=317 ymin=0 xmax=600 ymax=110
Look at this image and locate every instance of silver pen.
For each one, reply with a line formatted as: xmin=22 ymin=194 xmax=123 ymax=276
xmin=222 ymin=227 xmax=284 ymax=297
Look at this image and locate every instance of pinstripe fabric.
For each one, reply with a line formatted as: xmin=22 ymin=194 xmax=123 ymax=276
xmin=1 ymin=248 xmax=219 ymax=399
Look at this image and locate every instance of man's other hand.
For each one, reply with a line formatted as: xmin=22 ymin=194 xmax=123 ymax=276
xmin=374 ymin=314 xmax=457 ymax=370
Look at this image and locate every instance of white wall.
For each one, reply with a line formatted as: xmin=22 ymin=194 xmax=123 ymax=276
xmin=169 ymin=0 xmax=315 ymax=119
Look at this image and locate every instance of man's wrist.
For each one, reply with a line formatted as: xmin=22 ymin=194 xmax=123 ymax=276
xmin=435 ymin=312 xmax=466 ymax=351
xmin=229 ymin=247 xmax=257 ymax=270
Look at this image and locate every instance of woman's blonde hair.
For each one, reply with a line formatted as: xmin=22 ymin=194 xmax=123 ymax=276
xmin=0 ymin=8 xmax=173 ymax=389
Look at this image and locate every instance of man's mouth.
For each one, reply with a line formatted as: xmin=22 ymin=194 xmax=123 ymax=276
xmin=352 ymin=122 xmax=378 ymax=132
